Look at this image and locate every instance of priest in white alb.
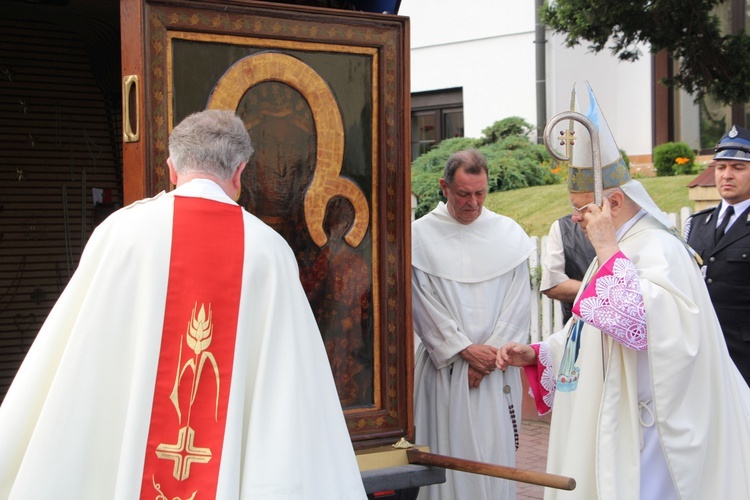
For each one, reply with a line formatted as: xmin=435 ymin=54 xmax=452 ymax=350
xmin=0 ymin=110 xmax=367 ymax=499
xmin=412 ymin=149 xmax=534 ymax=500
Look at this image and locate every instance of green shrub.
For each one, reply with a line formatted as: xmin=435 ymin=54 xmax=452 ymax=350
xmin=479 ymin=117 xmax=534 ymax=146
xmin=411 ymin=117 xmax=560 ymax=219
xmin=620 ymin=148 xmax=631 ymax=168
xmin=482 ymin=141 xmax=557 ymax=191
xmin=653 ymin=142 xmax=696 ymax=176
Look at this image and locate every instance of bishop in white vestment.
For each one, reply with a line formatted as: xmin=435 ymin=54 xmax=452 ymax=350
xmin=498 ymin=84 xmax=750 ymax=500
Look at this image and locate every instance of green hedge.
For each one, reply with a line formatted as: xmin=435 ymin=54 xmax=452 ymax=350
xmin=411 ymin=117 xmax=560 ymax=219
xmin=653 ymin=142 xmax=696 ymax=176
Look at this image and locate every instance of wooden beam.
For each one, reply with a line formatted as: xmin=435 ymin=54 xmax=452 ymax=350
xmin=406 ymin=449 xmax=576 ymax=491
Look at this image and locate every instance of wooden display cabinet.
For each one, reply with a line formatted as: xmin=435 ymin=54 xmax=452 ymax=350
xmin=121 ymin=0 xmax=413 ymax=450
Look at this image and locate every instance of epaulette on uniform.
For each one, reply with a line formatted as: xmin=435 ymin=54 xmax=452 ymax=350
xmin=687 ymin=206 xmax=717 ymax=221
xmin=683 ymin=205 xmax=718 ymax=242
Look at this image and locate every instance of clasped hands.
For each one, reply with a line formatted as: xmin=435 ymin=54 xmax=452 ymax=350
xmin=461 ymin=342 xmax=541 ymax=388
xmin=460 ymin=344 xmax=499 ymax=389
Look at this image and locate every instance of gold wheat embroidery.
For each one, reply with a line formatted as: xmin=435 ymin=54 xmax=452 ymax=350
xmin=155 ymin=303 xmax=220 ymax=481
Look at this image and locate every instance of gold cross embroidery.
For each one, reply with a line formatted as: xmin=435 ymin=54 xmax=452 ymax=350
xmin=156 ymin=426 xmax=212 ymax=480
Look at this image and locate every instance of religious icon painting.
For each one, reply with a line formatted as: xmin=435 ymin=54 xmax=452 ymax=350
xmin=124 ymin=0 xmax=412 ymax=448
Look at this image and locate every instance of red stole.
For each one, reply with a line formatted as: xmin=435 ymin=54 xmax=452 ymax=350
xmin=140 ymin=196 xmax=244 ymax=499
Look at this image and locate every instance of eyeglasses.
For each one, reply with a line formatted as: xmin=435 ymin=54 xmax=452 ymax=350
xmin=571 ymin=201 xmax=597 ymax=215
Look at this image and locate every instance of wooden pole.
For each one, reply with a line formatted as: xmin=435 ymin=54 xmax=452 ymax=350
xmin=406 ymin=449 xmax=576 ymax=491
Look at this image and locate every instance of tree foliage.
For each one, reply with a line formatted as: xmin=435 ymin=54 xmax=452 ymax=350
xmin=411 ymin=118 xmax=560 ymax=219
xmin=540 ymin=0 xmax=750 ymax=105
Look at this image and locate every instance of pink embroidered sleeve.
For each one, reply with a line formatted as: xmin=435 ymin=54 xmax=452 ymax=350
xmin=572 ymin=251 xmax=648 ymax=350
xmin=523 ymin=343 xmax=555 ymax=415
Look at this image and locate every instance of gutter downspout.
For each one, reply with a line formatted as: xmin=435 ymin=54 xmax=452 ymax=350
xmin=535 ymin=0 xmax=547 ymax=144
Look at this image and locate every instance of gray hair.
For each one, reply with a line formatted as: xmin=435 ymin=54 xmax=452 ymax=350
xmin=443 ymin=149 xmax=488 ymax=185
xmin=168 ymin=109 xmax=254 ymax=181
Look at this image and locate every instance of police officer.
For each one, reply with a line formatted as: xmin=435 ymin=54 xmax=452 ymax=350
xmin=685 ymin=125 xmax=750 ymax=385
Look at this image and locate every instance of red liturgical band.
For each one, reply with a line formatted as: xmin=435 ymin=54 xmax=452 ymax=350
xmin=140 ymin=196 xmax=244 ymax=499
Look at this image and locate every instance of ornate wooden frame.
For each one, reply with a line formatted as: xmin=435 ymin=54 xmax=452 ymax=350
xmin=121 ymin=0 xmax=412 ymax=448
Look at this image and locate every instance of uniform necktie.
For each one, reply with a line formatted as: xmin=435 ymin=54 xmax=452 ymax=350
xmin=715 ymin=205 xmax=734 ymax=243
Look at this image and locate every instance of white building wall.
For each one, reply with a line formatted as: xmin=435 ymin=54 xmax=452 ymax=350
xmin=546 ymin=34 xmax=652 ymax=157
xmin=410 ymin=34 xmax=537 ymax=138
xmin=400 ymin=0 xmax=654 ymax=157
xmin=404 ymin=0 xmax=536 ymax=48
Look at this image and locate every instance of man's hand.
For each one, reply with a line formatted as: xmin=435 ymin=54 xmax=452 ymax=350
xmin=460 ymin=344 xmax=498 ymax=375
xmin=496 ymin=342 xmax=536 ymax=371
xmin=468 ymin=366 xmax=485 ymax=389
xmin=583 ymin=197 xmax=620 ymax=264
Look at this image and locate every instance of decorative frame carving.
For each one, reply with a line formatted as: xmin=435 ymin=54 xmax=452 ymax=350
xmin=133 ymin=0 xmax=411 ymax=447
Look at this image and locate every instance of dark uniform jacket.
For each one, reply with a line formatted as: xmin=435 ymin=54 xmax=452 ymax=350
xmin=686 ymin=203 xmax=750 ymax=384
xmin=558 ymin=215 xmax=596 ymax=324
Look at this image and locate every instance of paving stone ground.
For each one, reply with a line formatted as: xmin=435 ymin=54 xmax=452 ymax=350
xmin=516 ymin=419 xmax=551 ymax=500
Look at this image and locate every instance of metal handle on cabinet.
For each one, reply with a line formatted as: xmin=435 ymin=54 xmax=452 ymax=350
xmin=122 ymin=75 xmax=140 ymax=143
